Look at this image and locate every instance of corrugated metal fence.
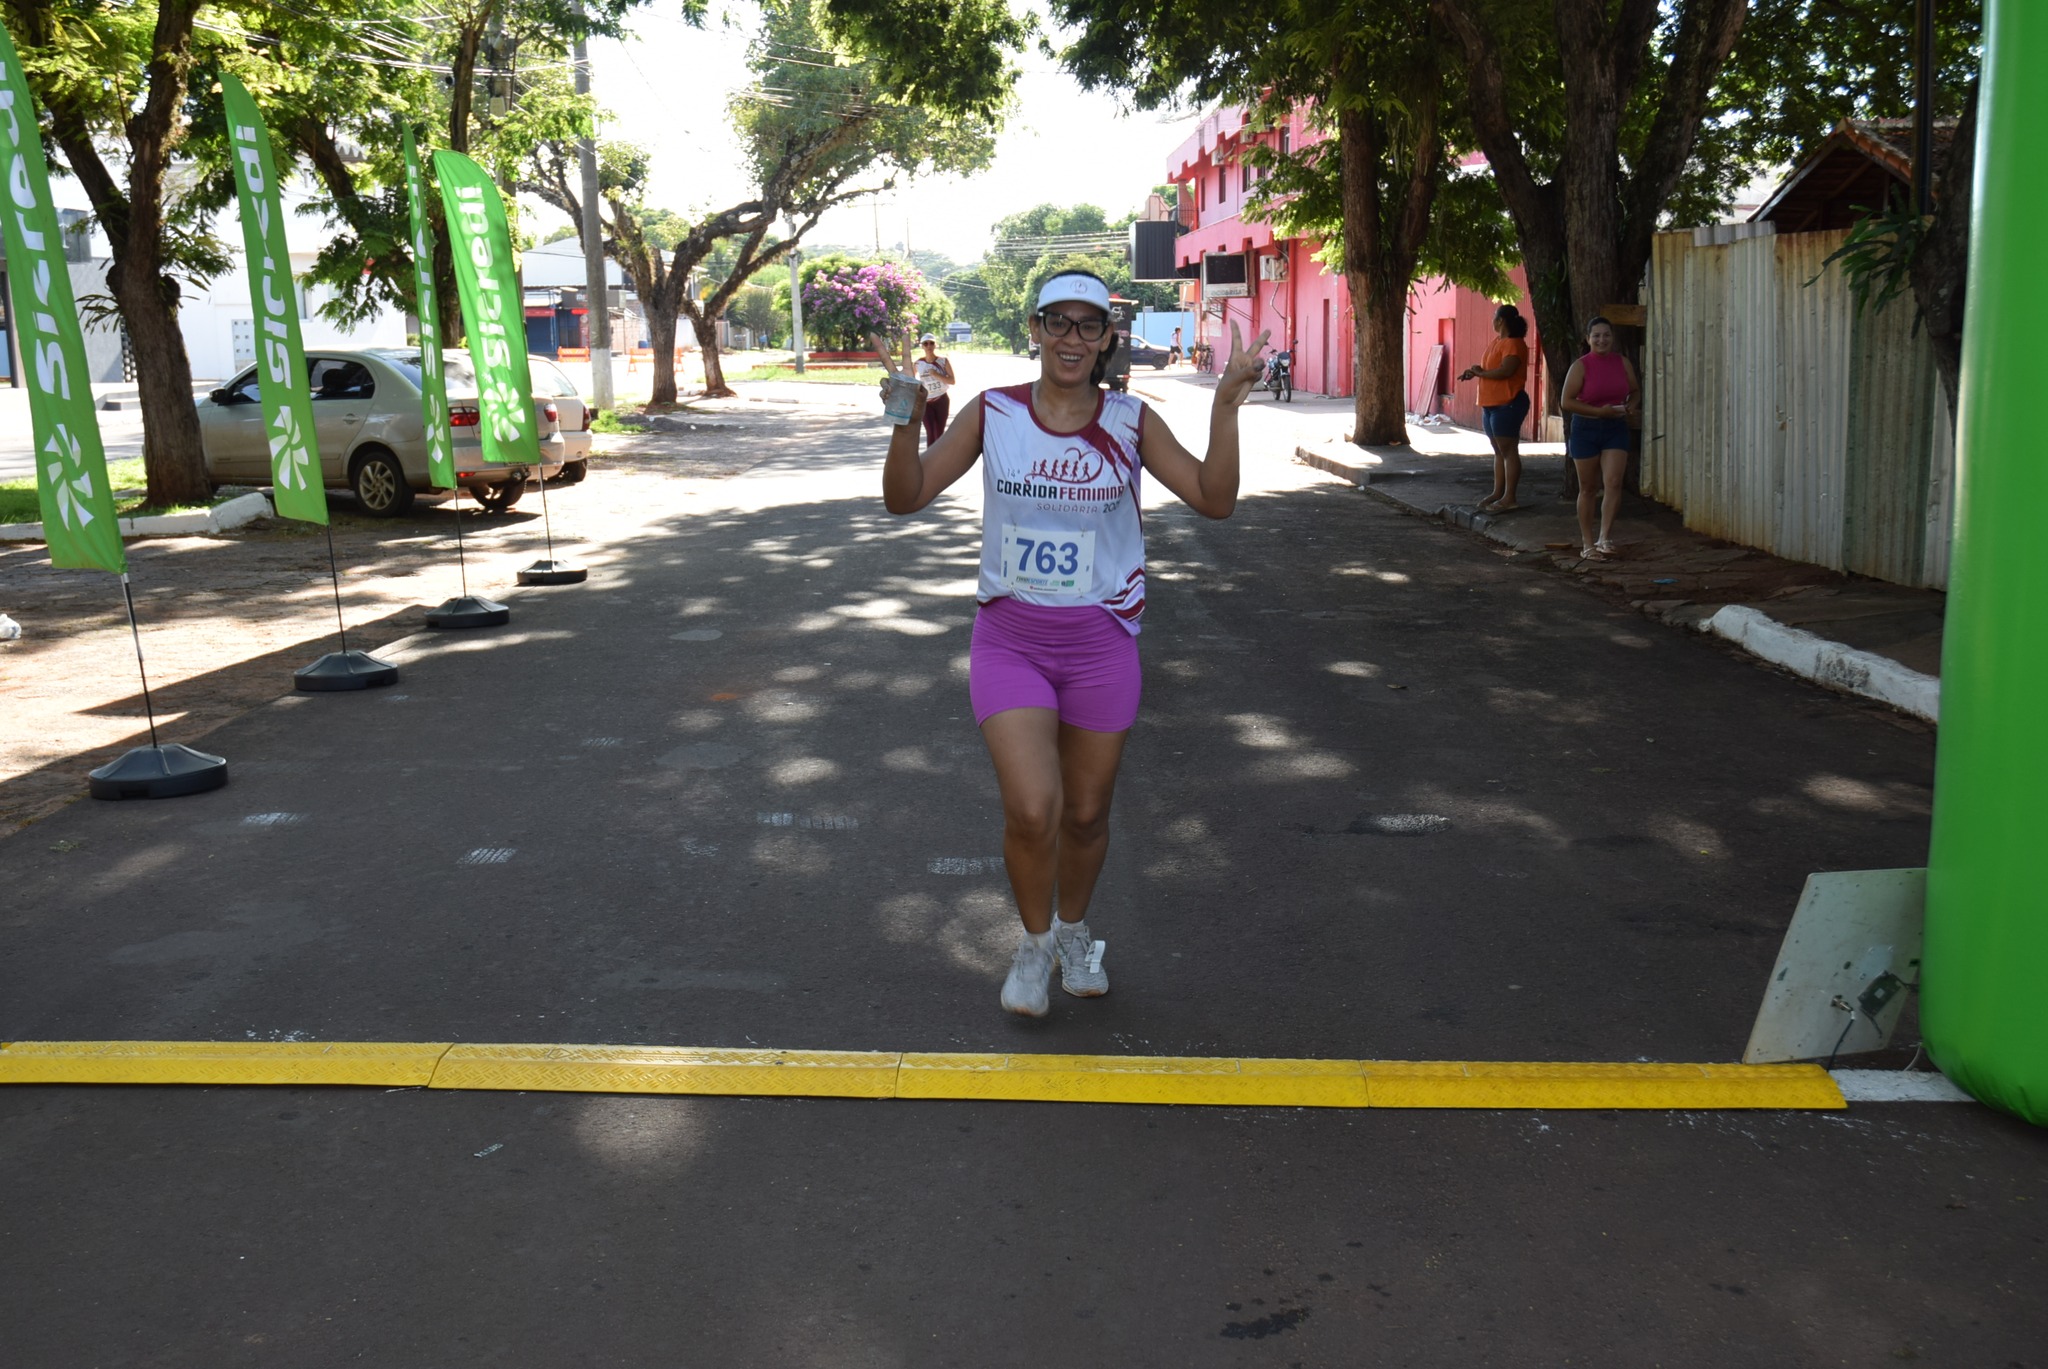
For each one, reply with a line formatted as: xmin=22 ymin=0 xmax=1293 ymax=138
xmin=1643 ymin=228 xmax=1955 ymax=589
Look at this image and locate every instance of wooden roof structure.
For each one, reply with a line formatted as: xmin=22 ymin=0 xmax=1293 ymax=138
xmin=1750 ymin=118 xmax=1959 ymax=232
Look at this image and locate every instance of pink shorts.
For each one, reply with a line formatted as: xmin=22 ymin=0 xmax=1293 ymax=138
xmin=969 ymin=598 xmax=1142 ymax=733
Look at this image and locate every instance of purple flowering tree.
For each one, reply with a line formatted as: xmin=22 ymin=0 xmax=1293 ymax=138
xmin=798 ymin=256 xmax=926 ymax=351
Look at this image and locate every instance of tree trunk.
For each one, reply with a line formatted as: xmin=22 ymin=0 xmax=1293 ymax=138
xmin=1913 ymin=79 xmax=1978 ymax=420
xmin=1349 ymin=271 xmax=1408 ymax=445
xmin=646 ymin=303 xmax=680 ymax=406
xmin=37 ymin=0 xmax=212 ymax=509
xmin=1336 ymin=106 xmax=1399 ymax=445
xmin=113 ymin=266 xmax=211 ymax=508
xmin=690 ymin=310 xmax=732 ymax=398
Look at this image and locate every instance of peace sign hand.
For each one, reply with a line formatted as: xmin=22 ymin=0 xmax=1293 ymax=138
xmin=1215 ymin=321 xmax=1271 ymax=408
xmin=871 ymin=331 xmax=924 ymax=424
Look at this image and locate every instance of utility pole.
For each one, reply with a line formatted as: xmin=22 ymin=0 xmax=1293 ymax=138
xmin=787 ymin=215 xmax=806 ymax=375
xmin=573 ymin=25 xmax=614 ymax=410
xmin=1912 ymin=0 xmax=1936 ymax=215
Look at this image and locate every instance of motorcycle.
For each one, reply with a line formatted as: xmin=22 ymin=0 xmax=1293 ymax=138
xmin=1262 ymin=350 xmax=1294 ymax=402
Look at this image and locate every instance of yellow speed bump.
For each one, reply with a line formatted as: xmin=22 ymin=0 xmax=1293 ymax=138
xmin=0 ymin=1039 xmax=450 ymax=1087
xmin=1361 ymin=1060 xmax=1845 ymax=1110
xmin=429 ymin=1044 xmax=902 ymax=1098
xmin=0 ymin=1042 xmax=1846 ymax=1110
xmin=899 ymin=1053 xmax=1370 ymax=1107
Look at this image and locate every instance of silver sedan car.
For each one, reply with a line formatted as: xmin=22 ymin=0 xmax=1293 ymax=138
xmin=197 ymin=349 xmax=567 ymax=517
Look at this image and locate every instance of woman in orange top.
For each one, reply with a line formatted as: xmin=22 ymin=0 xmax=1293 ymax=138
xmin=1459 ymin=304 xmax=1531 ymax=512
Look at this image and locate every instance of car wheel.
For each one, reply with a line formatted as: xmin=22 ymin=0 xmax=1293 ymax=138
xmin=559 ymin=460 xmax=588 ymax=484
xmin=469 ymin=480 xmax=523 ymax=513
xmin=350 ymin=448 xmax=415 ymax=517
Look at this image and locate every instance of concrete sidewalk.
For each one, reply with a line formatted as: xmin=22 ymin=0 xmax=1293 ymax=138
xmin=1298 ymin=424 xmax=1947 ymax=721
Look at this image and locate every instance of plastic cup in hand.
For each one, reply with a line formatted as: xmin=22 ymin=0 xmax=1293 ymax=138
xmin=882 ymin=374 xmax=922 ymax=425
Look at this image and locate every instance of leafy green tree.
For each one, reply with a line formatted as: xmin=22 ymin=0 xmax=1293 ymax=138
xmin=1057 ymin=3 xmax=1501 ymax=443
xmin=7 ymin=0 xmax=241 ymax=506
xmin=530 ymin=0 xmax=1004 ymax=399
xmin=729 ymin=282 xmax=781 ymax=342
xmin=952 ymin=202 xmax=1176 ymax=351
xmin=1429 ymin=0 xmax=1748 ymax=415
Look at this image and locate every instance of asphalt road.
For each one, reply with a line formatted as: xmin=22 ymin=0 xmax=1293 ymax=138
xmin=2 ymin=362 xmax=2041 ymax=1365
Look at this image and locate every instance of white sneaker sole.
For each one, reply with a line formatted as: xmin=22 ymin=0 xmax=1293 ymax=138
xmin=1001 ymin=988 xmax=1050 ymax=1017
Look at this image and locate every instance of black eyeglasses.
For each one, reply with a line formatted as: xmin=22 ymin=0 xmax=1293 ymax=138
xmin=1037 ymin=311 xmax=1109 ymax=341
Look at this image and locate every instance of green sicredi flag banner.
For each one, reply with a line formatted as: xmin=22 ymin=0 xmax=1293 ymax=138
xmin=433 ymin=150 xmax=539 ymax=467
xmin=399 ymin=124 xmax=454 ymax=490
xmin=220 ymin=72 xmax=325 ymax=525
xmin=0 ymin=26 xmax=124 ymax=572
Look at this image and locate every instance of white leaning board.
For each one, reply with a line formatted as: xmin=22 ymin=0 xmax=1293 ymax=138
xmin=1744 ymin=868 xmax=1925 ymax=1064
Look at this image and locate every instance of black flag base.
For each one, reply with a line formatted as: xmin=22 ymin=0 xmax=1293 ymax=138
xmin=518 ymin=558 xmax=587 ymax=586
xmin=89 ymin=743 xmax=229 ymax=801
xmin=294 ymin=650 xmax=400 ymax=692
xmin=425 ymin=594 xmax=511 ymax=629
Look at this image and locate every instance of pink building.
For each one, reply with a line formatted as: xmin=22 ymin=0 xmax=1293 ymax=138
xmin=1166 ymin=108 xmax=1547 ymax=438
xmin=1403 ymin=264 xmax=1548 ymax=436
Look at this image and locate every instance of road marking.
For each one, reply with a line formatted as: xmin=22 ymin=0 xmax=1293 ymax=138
xmin=0 ymin=1041 xmax=1851 ymax=1110
xmin=759 ymin=812 xmax=859 ymax=830
xmin=929 ymin=856 xmax=1005 ymax=875
xmin=671 ymin=629 xmax=724 ymax=641
xmin=1829 ymin=1069 xmax=1976 ymax=1102
xmin=1367 ymin=814 xmax=1449 ymax=834
xmin=582 ymin=737 xmax=624 ymax=748
xmin=241 ymin=812 xmax=304 ymax=828
xmin=458 ymin=848 xmax=516 ymax=866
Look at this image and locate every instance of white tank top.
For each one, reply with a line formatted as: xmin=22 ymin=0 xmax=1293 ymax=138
xmin=977 ymin=383 xmax=1148 ymax=633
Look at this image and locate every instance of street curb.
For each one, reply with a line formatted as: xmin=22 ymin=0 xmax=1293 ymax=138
xmin=0 ymin=490 xmax=272 ymax=543
xmin=1297 ymin=443 xmax=1943 ymax=724
xmin=1698 ymin=605 xmax=1940 ymax=723
xmin=1294 ymin=440 xmax=1428 ymax=485
xmin=0 ymin=1039 xmax=1849 ymax=1110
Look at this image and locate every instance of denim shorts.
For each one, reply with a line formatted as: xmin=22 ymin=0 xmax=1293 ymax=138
xmin=1569 ymin=415 xmax=1632 ymax=459
xmin=1481 ymin=391 xmax=1530 ymax=439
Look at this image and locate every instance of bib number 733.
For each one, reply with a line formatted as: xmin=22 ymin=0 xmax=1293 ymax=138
xmin=1000 ymin=524 xmax=1095 ymax=597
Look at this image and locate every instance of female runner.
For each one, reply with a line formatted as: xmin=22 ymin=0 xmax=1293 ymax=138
xmin=879 ymin=270 xmax=1267 ymax=1016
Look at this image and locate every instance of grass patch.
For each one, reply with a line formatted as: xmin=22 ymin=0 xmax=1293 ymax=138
xmin=1 ymin=458 xmax=226 ymax=524
xmin=590 ymin=408 xmax=648 ymax=434
xmin=728 ymin=364 xmax=885 ymax=385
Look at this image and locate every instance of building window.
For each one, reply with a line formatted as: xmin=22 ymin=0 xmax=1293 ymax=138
xmin=1241 ymin=162 xmax=1251 ymax=194
xmin=1217 ymin=166 xmax=1227 ymax=204
xmin=1280 ymin=127 xmax=1291 ymax=158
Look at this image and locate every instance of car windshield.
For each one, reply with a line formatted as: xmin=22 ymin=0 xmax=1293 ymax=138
xmin=383 ymin=351 xmax=480 ymax=391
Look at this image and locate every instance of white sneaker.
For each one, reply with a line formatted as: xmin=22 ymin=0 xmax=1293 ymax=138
xmin=1000 ymin=934 xmax=1055 ymax=1017
xmin=1054 ymin=919 xmax=1108 ymax=997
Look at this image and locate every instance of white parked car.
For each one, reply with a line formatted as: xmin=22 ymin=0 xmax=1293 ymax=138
xmin=526 ymin=354 xmax=594 ymax=482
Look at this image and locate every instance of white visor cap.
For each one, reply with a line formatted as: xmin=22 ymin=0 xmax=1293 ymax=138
xmin=1036 ymin=272 xmax=1112 ymax=315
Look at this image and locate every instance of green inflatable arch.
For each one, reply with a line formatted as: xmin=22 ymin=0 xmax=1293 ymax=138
xmin=1923 ymin=0 xmax=2048 ymax=1126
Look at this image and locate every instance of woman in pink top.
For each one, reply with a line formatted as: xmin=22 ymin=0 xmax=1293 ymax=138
xmin=1559 ymin=316 xmax=1640 ymax=559
xmin=878 ymin=272 xmax=1269 ymax=1018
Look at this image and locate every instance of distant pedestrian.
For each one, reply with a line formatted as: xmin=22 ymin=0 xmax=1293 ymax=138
xmin=1169 ymin=325 xmax=1183 ymax=365
xmin=1459 ymin=304 xmax=1530 ymax=513
xmin=1559 ymin=316 xmax=1639 ymax=559
xmin=914 ymin=333 xmax=955 ymax=446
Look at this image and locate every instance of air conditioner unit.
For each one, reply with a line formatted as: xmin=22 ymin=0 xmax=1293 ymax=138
xmin=1258 ymin=254 xmax=1287 ymax=281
